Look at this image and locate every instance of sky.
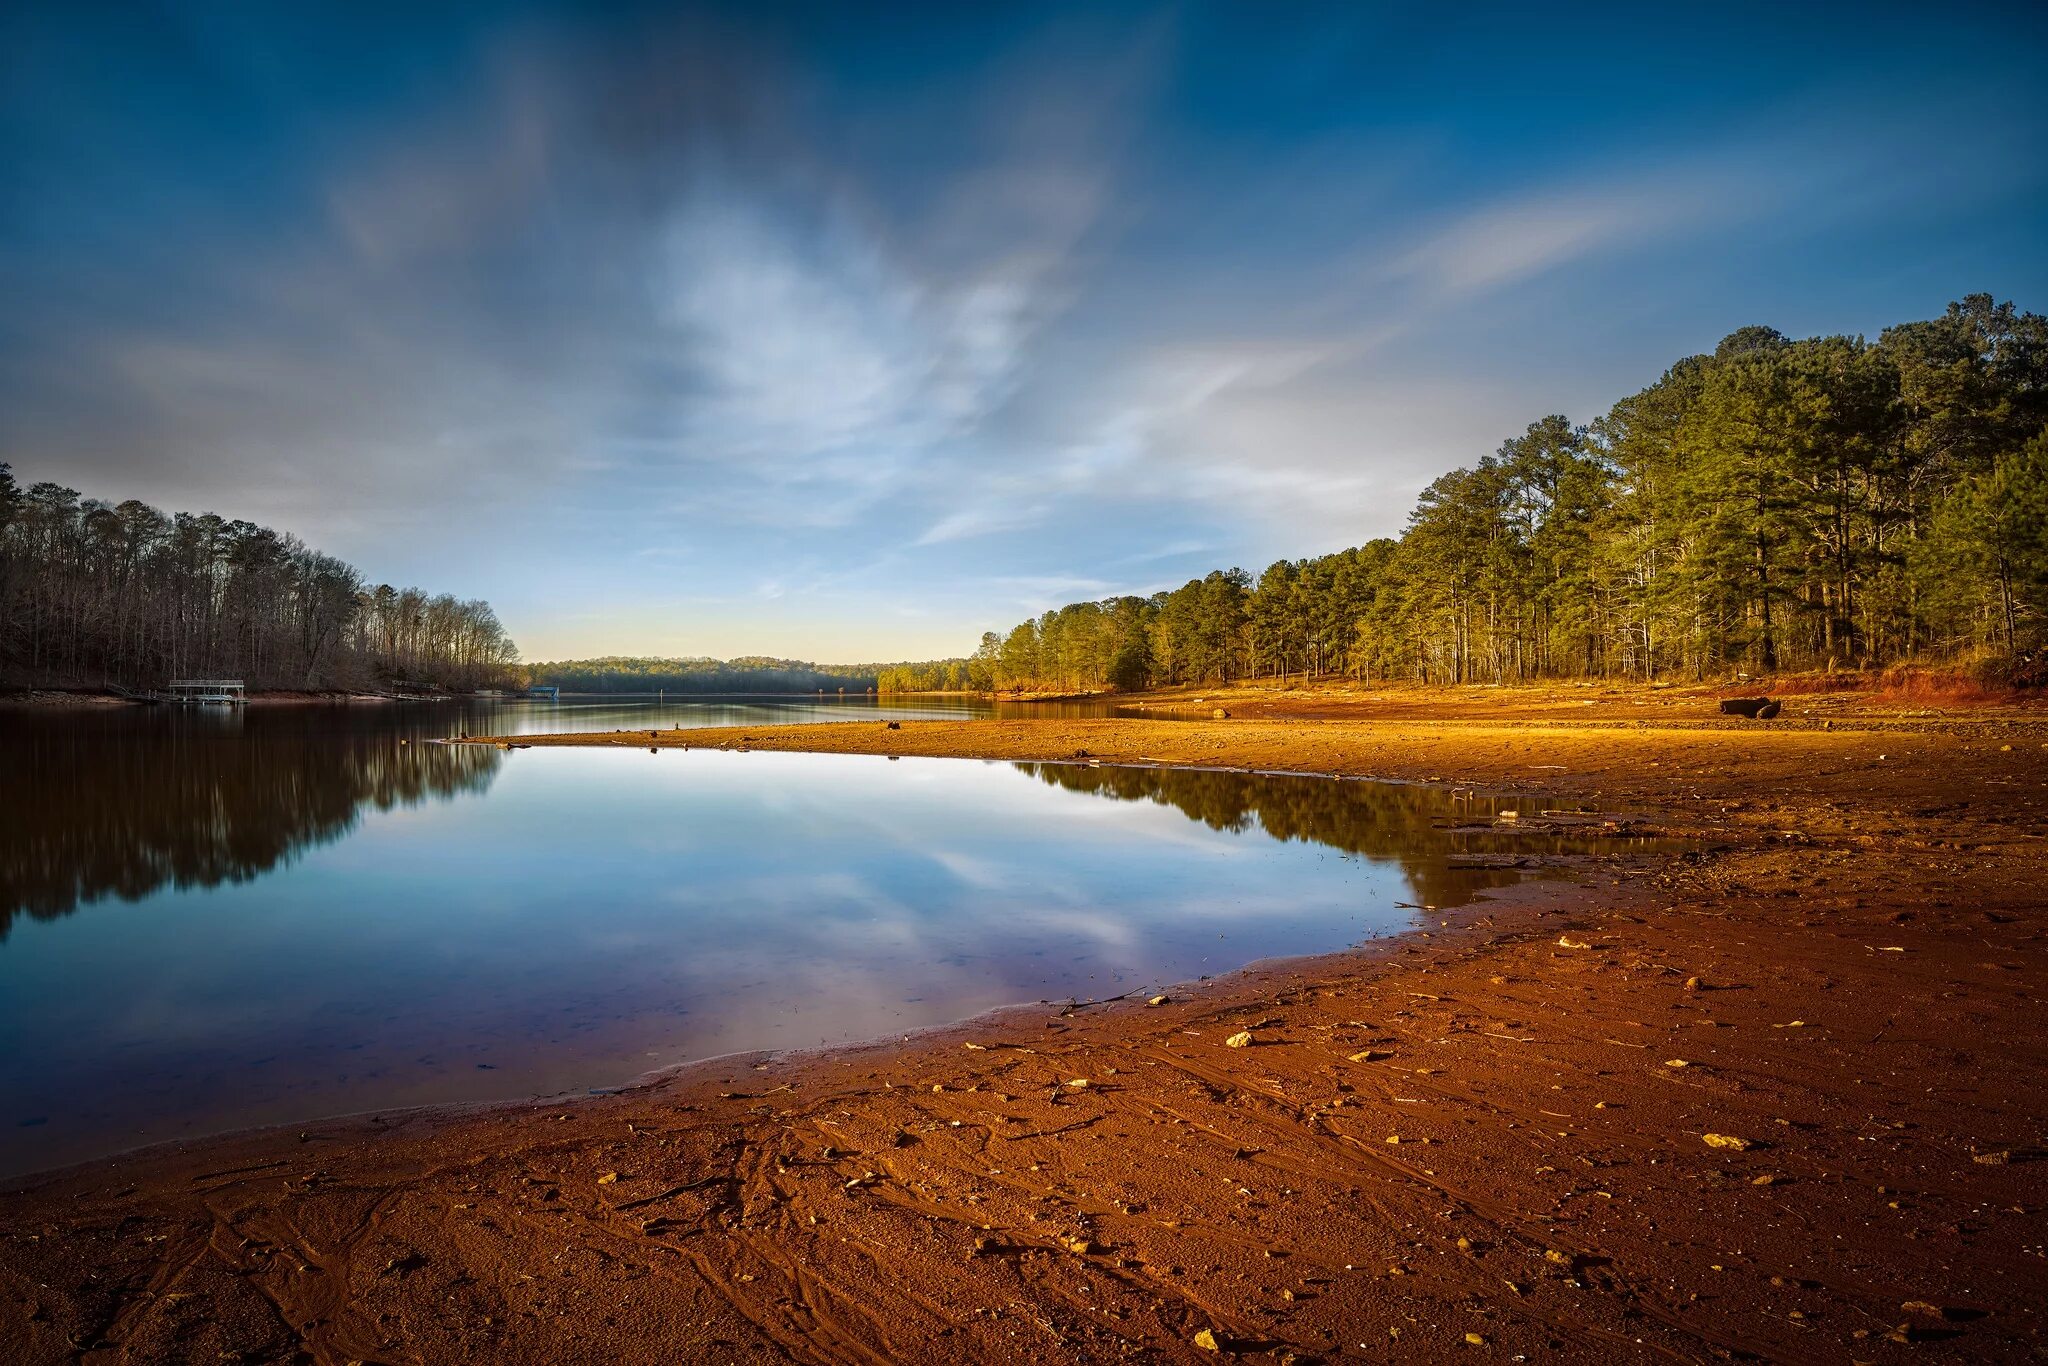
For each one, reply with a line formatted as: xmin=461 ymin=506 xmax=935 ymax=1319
xmin=3 ymin=2 xmax=2045 ymax=663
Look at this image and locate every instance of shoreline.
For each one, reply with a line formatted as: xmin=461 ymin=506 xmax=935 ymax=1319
xmin=5 ymin=705 xmax=2047 ymax=1361
xmin=0 ymin=687 xmax=431 ymax=708
xmin=0 ymin=838 xmax=1575 ymax=1190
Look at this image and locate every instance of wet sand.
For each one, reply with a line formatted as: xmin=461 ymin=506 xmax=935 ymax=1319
xmin=4 ymin=696 xmax=2047 ymax=1362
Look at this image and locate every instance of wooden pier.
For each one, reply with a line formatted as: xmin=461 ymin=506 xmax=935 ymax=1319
xmin=162 ymin=679 xmax=246 ymax=705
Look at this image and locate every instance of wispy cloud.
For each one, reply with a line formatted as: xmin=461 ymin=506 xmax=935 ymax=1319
xmin=914 ymin=503 xmax=1050 ymax=546
xmin=1387 ymin=188 xmax=1695 ymax=298
xmin=4 ymin=3 xmax=2042 ymax=659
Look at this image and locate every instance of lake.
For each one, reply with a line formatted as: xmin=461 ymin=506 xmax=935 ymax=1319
xmin=1 ymin=698 xmax=1622 ymax=1177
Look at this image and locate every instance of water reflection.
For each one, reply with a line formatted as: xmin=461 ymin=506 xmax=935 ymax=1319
xmin=1015 ymin=763 xmax=1604 ymax=910
xmin=0 ymin=708 xmax=501 ymax=935
xmin=438 ymin=694 xmax=1123 ymax=737
xmin=0 ymin=696 xmax=1112 ymax=931
xmin=0 ymin=710 xmax=1657 ymax=1179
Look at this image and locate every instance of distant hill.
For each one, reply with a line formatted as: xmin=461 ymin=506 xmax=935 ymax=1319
xmin=523 ymin=656 xmax=965 ymax=694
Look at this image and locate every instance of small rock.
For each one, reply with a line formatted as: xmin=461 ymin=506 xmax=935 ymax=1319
xmin=1194 ymin=1327 xmax=1223 ymax=1351
xmin=1225 ymin=1031 xmax=1255 ymax=1049
xmin=1702 ymin=1134 xmax=1752 ymax=1151
xmin=596 ymin=1171 xmax=620 ymax=1185
xmin=1147 ymin=995 xmax=1170 ymax=1007
xmin=1556 ymin=936 xmax=1592 ymax=950
xmin=1348 ymin=1049 xmax=1391 ymax=1062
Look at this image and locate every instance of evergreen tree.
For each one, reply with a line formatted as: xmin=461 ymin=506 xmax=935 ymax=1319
xmin=959 ymin=298 xmax=2047 ymax=691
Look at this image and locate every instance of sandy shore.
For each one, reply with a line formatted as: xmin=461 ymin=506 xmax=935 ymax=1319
xmin=5 ymin=698 xmax=2047 ymax=1363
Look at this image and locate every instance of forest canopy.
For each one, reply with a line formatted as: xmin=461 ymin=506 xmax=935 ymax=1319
xmin=964 ymin=296 xmax=2048 ymax=693
xmin=0 ymin=474 xmax=519 ymax=691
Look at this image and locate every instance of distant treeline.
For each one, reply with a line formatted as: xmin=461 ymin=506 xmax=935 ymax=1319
xmin=976 ymin=295 xmax=2048 ymax=690
xmin=528 ymin=656 xmax=960 ymax=693
xmin=874 ymin=659 xmax=976 ymax=692
xmin=0 ymin=470 xmax=520 ymax=691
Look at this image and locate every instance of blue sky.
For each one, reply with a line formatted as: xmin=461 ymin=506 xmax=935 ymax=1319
xmin=3 ymin=2 xmax=2045 ymax=662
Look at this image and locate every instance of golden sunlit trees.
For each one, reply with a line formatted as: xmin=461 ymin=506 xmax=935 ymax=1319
xmin=968 ymin=296 xmax=2048 ymax=690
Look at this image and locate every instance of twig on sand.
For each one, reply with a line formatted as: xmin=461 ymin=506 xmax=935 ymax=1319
xmin=615 ymin=1175 xmax=738 ymax=1211
xmin=1003 ymin=1116 xmax=1105 ymax=1141
xmin=1058 ymin=988 xmax=1145 ymax=1016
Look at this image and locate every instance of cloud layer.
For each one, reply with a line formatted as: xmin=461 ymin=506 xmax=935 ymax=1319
xmin=2 ymin=2 xmax=2044 ymax=659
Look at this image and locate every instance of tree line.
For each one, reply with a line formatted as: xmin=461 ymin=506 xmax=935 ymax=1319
xmin=966 ymin=296 xmax=2048 ymax=692
xmin=0 ymin=471 xmax=520 ymax=691
xmin=873 ymin=659 xmax=976 ymax=693
xmin=529 ymin=656 xmax=957 ymax=693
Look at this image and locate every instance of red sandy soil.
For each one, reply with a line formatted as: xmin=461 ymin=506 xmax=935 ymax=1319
xmin=4 ymin=696 xmax=2046 ymax=1363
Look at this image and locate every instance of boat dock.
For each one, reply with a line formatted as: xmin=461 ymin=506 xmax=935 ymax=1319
xmin=162 ymin=679 xmax=246 ymax=705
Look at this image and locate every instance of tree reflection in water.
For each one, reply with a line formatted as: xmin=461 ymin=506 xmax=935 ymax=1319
xmin=1013 ymin=761 xmax=1614 ymax=911
xmin=0 ymin=708 xmax=500 ymax=935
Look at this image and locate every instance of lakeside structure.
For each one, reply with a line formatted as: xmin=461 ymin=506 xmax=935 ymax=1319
xmin=160 ymin=679 xmax=245 ymax=706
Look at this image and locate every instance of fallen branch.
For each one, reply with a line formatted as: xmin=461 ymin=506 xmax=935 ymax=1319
xmin=1003 ymin=1116 xmax=1106 ymax=1142
xmin=614 ymin=1175 xmax=739 ymax=1211
xmin=1058 ymin=988 xmax=1145 ymax=1016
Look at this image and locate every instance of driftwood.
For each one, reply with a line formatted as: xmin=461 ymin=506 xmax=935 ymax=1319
xmin=1719 ymin=696 xmax=1780 ymax=719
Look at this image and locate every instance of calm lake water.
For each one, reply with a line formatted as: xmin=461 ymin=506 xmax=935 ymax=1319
xmin=1 ymin=698 xmax=1628 ymax=1177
